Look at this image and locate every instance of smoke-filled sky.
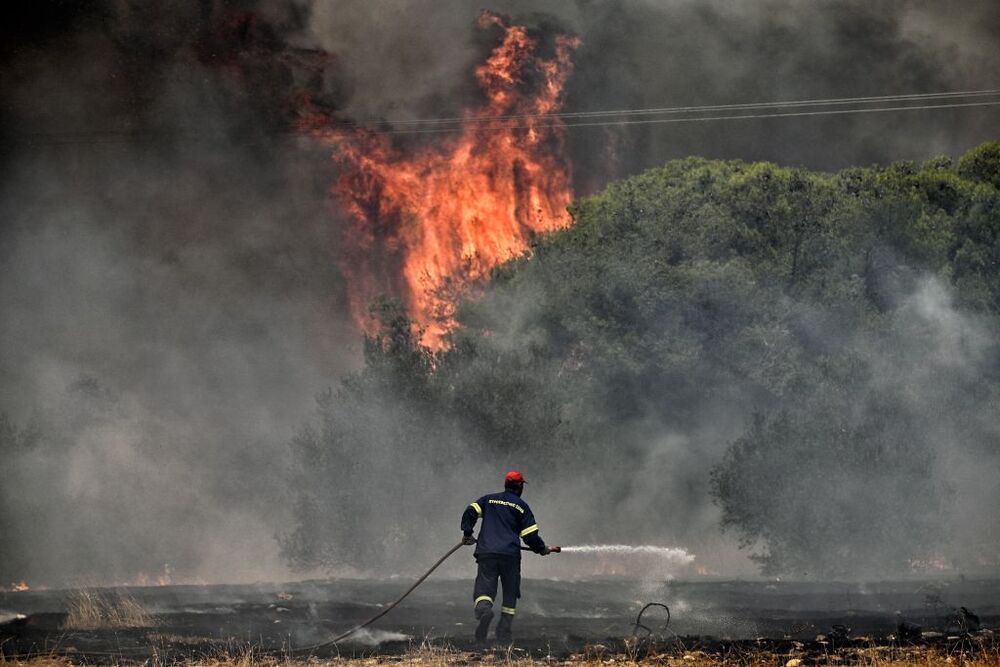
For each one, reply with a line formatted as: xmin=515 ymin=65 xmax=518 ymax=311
xmin=1 ymin=0 xmax=998 ymax=584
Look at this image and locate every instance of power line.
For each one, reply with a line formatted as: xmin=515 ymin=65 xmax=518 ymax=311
xmin=10 ymin=93 xmax=1000 ymax=146
xmin=358 ymin=99 xmax=1000 ymax=136
xmin=370 ymin=88 xmax=1000 ymax=127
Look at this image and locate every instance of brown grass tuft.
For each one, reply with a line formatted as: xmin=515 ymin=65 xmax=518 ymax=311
xmin=61 ymin=588 xmax=154 ymax=630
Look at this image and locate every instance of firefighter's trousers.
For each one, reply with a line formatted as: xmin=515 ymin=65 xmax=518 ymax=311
xmin=472 ymin=554 xmax=520 ymax=617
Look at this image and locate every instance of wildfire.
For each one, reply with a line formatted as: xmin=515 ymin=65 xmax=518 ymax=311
xmin=300 ymin=11 xmax=580 ymax=346
xmin=134 ymin=564 xmax=173 ymax=587
xmin=12 ymin=581 xmax=30 ymax=592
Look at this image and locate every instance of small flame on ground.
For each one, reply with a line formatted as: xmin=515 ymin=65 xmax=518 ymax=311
xmin=299 ymin=11 xmax=580 ymax=347
xmin=133 ymin=563 xmax=172 ymax=587
xmin=11 ymin=581 xmax=30 ymax=592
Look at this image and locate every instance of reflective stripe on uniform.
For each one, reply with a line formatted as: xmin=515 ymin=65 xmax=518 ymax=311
xmin=471 ymin=502 xmax=483 ymax=516
xmin=501 ymin=606 xmax=516 ymax=615
xmin=474 ymin=595 xmax=493 ymax=605
xmin=519 ymin=523 xmax=538 ymax=537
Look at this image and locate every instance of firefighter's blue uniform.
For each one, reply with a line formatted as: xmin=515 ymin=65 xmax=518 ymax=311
xmin=461 ymin=490 xmax=547 ymax=626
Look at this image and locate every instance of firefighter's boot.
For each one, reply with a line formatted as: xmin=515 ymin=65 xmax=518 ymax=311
xmin=474 ymin=601 xmax=494 ymax=642
xmin=495 ymin=611 xmax=514 ymax=645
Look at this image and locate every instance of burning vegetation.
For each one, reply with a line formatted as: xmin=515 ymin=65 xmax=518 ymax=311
xmin=298 ymin=11 xmax=579 ymax=346
xmin=1 ymin=0 xmax=1000 ymax=595
xmin=283 ymin=144 xmax=1000 ymax=577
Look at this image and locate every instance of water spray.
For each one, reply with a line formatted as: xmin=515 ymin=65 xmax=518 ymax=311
xmin=521 ymin=544 xmax=695 ymax=561
xmin=6 ymin=540 xmax=689 ymax=660
xmin=559 ymin=544 xmax=695 ymax=563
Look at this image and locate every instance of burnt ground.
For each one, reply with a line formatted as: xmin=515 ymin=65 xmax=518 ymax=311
xmin=1 ymin=578 xmax=998 ymax=662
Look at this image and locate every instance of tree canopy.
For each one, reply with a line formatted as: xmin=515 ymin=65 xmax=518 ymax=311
xmin=284 ymin=143 xmax=1000 ymax=577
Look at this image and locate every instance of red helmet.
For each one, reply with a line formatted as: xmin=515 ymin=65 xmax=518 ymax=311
xmin=504 ymin=470 xmax=526 ymax=484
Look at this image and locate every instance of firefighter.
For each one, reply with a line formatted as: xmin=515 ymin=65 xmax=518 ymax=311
xmin=461 ymin=470 xmax=551 ymax=644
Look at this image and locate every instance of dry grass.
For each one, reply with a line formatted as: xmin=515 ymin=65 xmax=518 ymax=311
xmin=0 ymin=657 xmax=72 ymax=667
xmin=61 ymin=588 xmax=154 ymax=630
xmin=3 ymin=643 xmax=999 ymax=667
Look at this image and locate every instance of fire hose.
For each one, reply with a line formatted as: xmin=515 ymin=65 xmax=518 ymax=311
xmin=2 ymin=542 xmax=679 ymax=661
xmin=3 ymin=541 xmax=547 ymax=660
xmin=305 ymin=543 xmax=561 ymax=650
xmin=310 ymin=541 xmax=466 ymax=648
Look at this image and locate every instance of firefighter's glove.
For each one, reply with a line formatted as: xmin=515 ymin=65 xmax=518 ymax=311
xmin=539 ymin=546 xmax=552 ymax=556
xmin=462 ymin=535 xmax=477 ymax=546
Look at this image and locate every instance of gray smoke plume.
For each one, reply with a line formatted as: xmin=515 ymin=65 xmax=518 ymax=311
xmin=0 ymin=2 xmax=356 ymax=584
xmin=295 ymin=0 xmax=1000 ymax=188
xmin=1 ymin=0 xmax=998 ymax=585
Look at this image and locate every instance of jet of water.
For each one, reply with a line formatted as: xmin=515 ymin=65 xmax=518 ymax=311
xmin=559 ymin=545 xmax=695 ymax=565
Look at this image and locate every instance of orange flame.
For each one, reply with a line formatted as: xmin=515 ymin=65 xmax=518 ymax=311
xmin=300 ymin=12 xmax=579 ymax=347
xmin=12 ymin=581 xmax=30 ymax=592
xmin=132 ymin=563 xmax=172 ymax=586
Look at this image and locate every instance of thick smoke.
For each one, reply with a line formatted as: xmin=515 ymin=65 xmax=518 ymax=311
xmin=560 ymin=0 xmax=1000 ymax=186
xmin=0 ymin=2 xmax=355 ymax=584
xmin=296 ymin=0 xmax=1000 ymax=188
xmin=1 ymin=0 xmax=998 ymax=584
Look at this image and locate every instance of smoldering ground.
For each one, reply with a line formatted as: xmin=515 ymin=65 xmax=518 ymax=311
xmin=1 ymin=1 xmax=999 ymax=585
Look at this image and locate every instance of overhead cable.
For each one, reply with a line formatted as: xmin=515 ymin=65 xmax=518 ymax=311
xmin=11 ymin=90 xmax=1000 ymax=146
xmin=371 ymin=88 xmax=1000 ymax=127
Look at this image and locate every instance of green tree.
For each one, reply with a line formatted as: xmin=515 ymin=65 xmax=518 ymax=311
xmin=957 ymin=141 xmax=1000 ymax=191
xmin=710 ymin=409 xmax=946 ymax=578
xmin=282 ymin=143 xmax=1000 ymax=576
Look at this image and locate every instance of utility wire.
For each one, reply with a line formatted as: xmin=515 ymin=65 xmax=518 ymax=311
xmin=10 ymin=93 xmax=1000 ymax=146
xmin=369 ymin=88 xmax=1000 ymax=126
xmin=343 ymin=99 xmax=1000 ymax=136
